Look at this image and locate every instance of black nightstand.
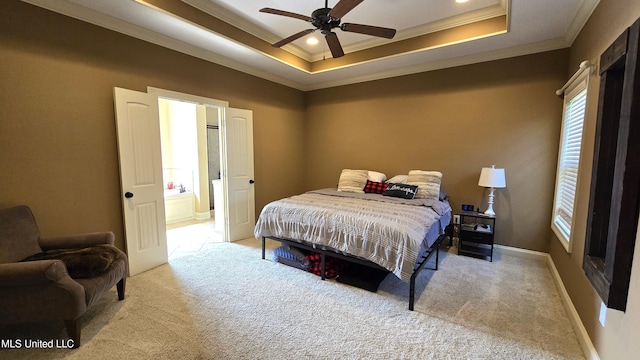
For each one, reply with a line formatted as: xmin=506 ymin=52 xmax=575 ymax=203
xmin=458 ymin=211 xmax=496 ymax=261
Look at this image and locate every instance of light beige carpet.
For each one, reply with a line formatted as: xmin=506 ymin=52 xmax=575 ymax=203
xmin=0 ymin=239 xmax=585 ymax=359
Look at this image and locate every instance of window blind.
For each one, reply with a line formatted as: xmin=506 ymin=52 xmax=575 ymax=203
xmin=552 ymin=85 xmax=587 ymax=245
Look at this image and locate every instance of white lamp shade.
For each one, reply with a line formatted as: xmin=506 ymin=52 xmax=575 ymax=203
xmin=478 ymin=166 xmax=506 ymax=188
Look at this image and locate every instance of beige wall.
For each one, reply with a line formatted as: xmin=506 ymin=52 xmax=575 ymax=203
xmin=549 ymin=0 xmax=640 ymax=358
xmin=305 ymin=50 xmax=569 ymax=252
xmin=0 ymin=1 xmax=307 ymax=249
xmin=4 ymin=0 xmax=640 ymax=357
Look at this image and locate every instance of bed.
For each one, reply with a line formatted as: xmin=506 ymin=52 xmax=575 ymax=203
xmin=254 ymin=170 xmax=452 ymax=310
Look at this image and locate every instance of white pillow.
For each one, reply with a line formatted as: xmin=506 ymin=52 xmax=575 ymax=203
xmin=367 ymin=171 xmax=387 ymax=182
xmin=407 ymin=170 xmax=442 ymax=199
xmin=337 ymin=169 xmax=368 ymax=193
xmin=386 ymin=174 xmax=408 ymax=184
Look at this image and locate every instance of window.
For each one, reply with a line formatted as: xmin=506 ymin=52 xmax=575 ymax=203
xmin=551 ymin=72 xmax=588 ymax=252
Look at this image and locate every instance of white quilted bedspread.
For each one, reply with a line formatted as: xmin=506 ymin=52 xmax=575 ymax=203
xmin=254 ymin=188 xmax=450 ymax=282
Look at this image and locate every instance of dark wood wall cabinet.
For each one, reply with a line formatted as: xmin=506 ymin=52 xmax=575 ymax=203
xmin=583 ymin=17 xmax=640 ymax=312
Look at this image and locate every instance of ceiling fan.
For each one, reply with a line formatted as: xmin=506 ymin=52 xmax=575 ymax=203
xmin=260 ymin=0 xmax=397 ymax=58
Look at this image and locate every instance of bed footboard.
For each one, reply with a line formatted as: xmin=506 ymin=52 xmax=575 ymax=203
xmin=261 ymin=234 xmax=446 ymax=311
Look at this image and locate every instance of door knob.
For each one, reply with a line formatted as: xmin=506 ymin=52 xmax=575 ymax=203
xmin=249 ymin=180 xmax=255 ymax=184
xmin=124 ymin=192 xmax=134 ymax=198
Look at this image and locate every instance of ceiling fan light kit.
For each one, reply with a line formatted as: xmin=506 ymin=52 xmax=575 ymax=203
xmin=260 ymin=0 xmax=397 ymax=59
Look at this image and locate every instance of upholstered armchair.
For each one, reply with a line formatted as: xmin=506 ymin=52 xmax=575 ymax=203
xmin=0 ymin=205 xmax=128 ymax=348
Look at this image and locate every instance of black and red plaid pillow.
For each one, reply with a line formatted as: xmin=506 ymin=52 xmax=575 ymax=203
xmin=363 ymin=180 xmax=388 ymax=194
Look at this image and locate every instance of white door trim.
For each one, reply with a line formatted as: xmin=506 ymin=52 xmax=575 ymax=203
xmin=147 ymin=87 xmax=229 ymax=108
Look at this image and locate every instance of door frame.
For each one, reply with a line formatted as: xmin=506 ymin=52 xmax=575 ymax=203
xmin=148 ymin=87 xmax=229 ymax=109
xmin=148 ymin=87 xmax=230 ymax=241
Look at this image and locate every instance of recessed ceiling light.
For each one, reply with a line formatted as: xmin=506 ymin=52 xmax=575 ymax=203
xmin=306 ymin=37 xmax=319 ymax=45
xmin=456 ymin=0 xmax=469 ymax=3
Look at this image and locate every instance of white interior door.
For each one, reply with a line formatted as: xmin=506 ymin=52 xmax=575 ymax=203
xmin=221 ymin=107 xmax=255 ymax=241
xmin=113 ymin=87 xmax=168 ymax=276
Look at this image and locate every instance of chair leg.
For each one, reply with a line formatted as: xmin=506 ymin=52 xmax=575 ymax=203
xmin=64 ymin=319 xmax=81 ymax=348
xmin=117 ymin=276 xmax=126 ymax=300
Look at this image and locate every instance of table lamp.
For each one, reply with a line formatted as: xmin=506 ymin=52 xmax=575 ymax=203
xmin=478 ymin=165 xmax=506 ymax=216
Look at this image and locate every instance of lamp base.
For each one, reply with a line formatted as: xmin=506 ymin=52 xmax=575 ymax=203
xmin=484 ymin=188 xmax=496 ymax=216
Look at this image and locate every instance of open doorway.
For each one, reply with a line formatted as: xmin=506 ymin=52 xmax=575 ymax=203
xmin=114 ymin=86 xmax=256 ymax=275
xmin=157 ymin=98 xmax=225 ymax=259
xmin=148 ymin=86 xmax=256 ymax=243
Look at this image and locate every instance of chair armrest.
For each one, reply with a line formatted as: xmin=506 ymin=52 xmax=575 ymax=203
xmin=0 ymin=261 xmax=87 ymax=323
xmin=39 ymin=231 xmax=115 ymax=250
xmin=0 ymin=260 xmax=70 ymax=287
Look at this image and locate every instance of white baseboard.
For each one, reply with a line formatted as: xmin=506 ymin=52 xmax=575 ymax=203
xmin=546 ymin=255 xmax=600 ymax=360
xmin=494 ymin=244 xmax=548 ymax=261
xmin=493 ymin=244 xmax=599 ymax=359
xmin=195 ymin=211 xmax=211 ymax=220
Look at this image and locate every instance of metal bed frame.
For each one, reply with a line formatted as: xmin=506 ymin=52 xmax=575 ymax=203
xmin=261 ymin=231 xmax=448 ymax=311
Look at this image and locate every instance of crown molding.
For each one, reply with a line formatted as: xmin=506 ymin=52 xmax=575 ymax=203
xmin=316 ymin=2 xmax=508 ymax=62
xmin=302 ymin=37 xmax=569 ymax=91
xmin=183 ymin=0 xmax=509 ymax=64
xmin=183 ymin=0 xmax=313 ymax=61
xmin=21 ymin=0 xmax=307 ymax=90
xmin=19 ymin=0 xmax=593 ymax=92
xmin=563 ymin=0 xmax=600 ymax=46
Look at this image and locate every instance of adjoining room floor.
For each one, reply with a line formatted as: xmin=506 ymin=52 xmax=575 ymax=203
xmin=166 ymin=217 xmax=223 ymax=260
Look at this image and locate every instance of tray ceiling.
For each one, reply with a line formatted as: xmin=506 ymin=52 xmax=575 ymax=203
xmin=22 ymin=0 xmax=599 ymax=90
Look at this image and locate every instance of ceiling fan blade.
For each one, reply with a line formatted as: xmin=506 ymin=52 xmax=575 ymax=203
xmin=341 ymin=23 xmax=396 ymax=39
xmin=325 ymin=32 xmax=345 ymax=58
xmin=259 ymin=8 xmax=312 ymax=22
xmin=272 ymin=29 xmax=316 ymax=48
xmin=328 ymin=0 xmax=364 ymax=19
